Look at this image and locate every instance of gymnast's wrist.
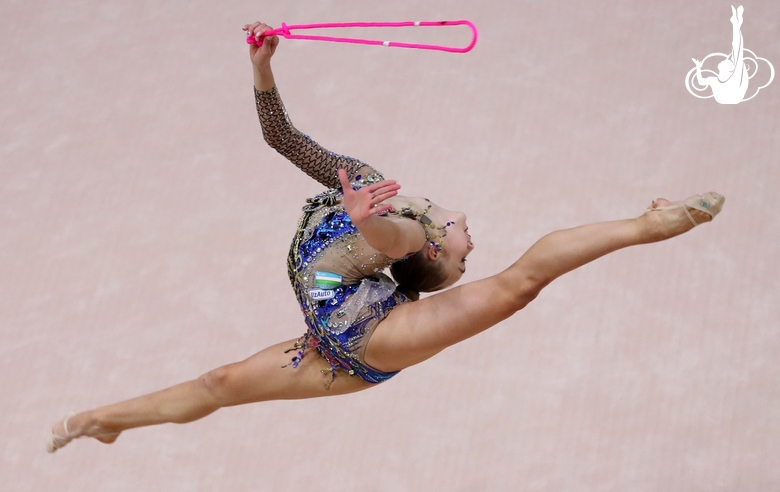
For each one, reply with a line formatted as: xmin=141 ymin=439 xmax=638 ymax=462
xmin=253 ymin=65 xmax=275 ymax=92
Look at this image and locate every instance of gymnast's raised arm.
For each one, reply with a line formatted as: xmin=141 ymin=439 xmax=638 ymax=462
xmin=336 ymin=169 xmax=427 ymax=259
xmin=246 ymin=22 xmax=377 ymax=189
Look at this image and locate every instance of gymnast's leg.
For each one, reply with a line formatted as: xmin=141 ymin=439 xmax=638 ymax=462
xmin=364 ymin=198 xmax=718 ymax=372
xmin=48 ymin=338 xmax=373 ymax=450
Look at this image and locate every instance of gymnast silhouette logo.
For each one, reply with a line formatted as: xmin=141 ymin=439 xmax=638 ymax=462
xmin=685 ymin=5 xmax=774 ymax=104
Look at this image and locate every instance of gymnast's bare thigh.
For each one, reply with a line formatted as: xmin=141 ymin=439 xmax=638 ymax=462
xmin=220 ymin=339 xmax=374 ymax=403
xmin=232 ymin=271 xmax=528 ymax=397
xmin=364 ymin=271 xmax=531 ymax=373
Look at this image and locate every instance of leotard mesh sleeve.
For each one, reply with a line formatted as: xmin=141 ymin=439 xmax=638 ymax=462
xmin=255 ymin=86 xmax=380 ymax=189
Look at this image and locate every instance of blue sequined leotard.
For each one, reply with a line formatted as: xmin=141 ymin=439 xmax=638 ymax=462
xmin=255 ymin=86 xmax=417 ymax=387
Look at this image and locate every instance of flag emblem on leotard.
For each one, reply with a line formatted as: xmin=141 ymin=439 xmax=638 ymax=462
xmin=314 ymin=271 xmax=342 ymax=289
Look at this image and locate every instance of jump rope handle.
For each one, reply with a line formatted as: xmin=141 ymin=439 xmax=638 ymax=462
xmin=245 ymin=20 xmax=478 ymax=54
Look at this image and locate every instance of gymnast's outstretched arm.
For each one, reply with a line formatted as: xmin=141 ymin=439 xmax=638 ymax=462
xmin=249 ymin=22 xmax=379 ymax=189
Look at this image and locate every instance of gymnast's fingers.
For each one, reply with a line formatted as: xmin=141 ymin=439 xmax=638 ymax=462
xmin=266 ymin=33 xmax=280 ymax=50
xmin=365 ymin=181 xmax=399 ymax=200
xmin=244 ymin=22 xmax=263 ymax=37
xmin=255 ymin=23 xmax=274 ymax=40
xmin=337 ymin=169 xmax=353 ymax=193
xmin=373 ymin=204 xmax=394 ymax=215
xmin=366 ymin=180 xmax=398 ymax=193
xmin=245 ymin=22 xmax=273 ymax=41
xmin=371 ymin=189 xmax=399 ymax=205
xmin=371 ymin=183 xmax=400 ymax=200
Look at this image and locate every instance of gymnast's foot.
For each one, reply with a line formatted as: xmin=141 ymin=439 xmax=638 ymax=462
xmin=48 ymin=411 xmax=120 ymax=453
xmin=640 ymin=192 xmax=725 ymax=242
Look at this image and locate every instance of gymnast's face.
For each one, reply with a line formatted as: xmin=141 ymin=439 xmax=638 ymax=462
xmin=428 ymin=205 xmax=474 ymax=288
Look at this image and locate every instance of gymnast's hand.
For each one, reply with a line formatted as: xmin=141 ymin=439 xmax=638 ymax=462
xmin=244 ymin=21 xmax=279 ymax=67
xmin=338 ymin=169 xmax=400 ymax=227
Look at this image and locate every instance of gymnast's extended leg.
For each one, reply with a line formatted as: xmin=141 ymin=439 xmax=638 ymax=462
xmin=364 ymin=197 xmax=721 ymax=371
xmin=48 ymin=339 xmax=374 ymax=450
xmin=48 ymin=196 xmax=721 ymax=450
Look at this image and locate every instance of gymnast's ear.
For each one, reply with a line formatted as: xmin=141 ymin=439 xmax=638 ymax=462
xmin=426 ymin=241 xmax=441 ymax=261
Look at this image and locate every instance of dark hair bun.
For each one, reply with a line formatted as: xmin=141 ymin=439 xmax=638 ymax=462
xmin=390 ymin=248 xmax=448 ymax=299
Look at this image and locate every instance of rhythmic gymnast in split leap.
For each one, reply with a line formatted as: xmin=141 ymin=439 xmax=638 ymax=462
xmin=47 ymin=22 xmax=724 ymax=452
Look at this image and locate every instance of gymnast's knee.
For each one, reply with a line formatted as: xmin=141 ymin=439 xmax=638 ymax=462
xmin=200 ymin=365 xmax=238 ymax=404
xmin=499 ymin=270 xmax=544 ymax=311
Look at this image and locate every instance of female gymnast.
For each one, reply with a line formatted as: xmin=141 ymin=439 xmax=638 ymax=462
xmin=47 ymin=21 xmax=724 ymax=452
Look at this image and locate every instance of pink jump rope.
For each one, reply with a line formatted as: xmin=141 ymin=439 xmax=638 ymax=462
xmin=246 ymin=20 xmax=478 ymax=53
